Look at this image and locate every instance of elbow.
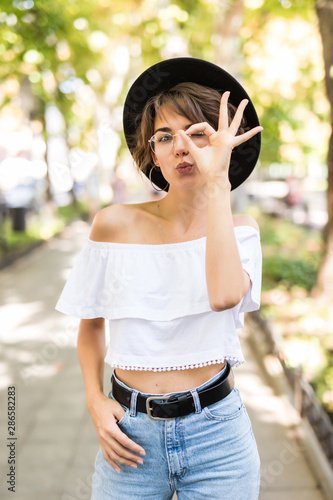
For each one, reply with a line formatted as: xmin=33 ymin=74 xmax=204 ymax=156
xmin=209 ymin=274 xmax=250 ymax=312
xmin=210 ymin=293 xmax=243 ymax=312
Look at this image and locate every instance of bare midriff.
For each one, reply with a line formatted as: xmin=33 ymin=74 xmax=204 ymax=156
xmin=114 ymin=361 xmax=226 ymax=394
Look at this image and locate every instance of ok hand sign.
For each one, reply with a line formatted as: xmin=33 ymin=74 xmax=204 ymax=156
xmin=178 ymin=91 xmax=263 ymax=187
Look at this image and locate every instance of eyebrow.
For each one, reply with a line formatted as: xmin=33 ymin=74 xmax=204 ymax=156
xmin=153 ymin=124 xmax=194 ymax=134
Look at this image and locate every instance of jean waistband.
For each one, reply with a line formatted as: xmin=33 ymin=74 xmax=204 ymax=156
xmin=112 ymin=362 xmax=229 ymax=398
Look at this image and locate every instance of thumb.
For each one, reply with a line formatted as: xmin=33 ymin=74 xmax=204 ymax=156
xmin=110 ymin=401 xmax=127 ymax=422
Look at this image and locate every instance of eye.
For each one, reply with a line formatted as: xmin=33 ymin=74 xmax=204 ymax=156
xmin=189 ymin=132 xmax=205 ymax=138
xmin=157 ymin=134 xmax=172 ymax=143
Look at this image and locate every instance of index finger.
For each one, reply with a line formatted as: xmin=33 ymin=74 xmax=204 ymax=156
xmin=184 ymin=122 xmax=215 ymax=137
xmin=178 ymin=129 xmax=199 ymax=154
xmin=111 ymin=424 xmax=146 ymax=456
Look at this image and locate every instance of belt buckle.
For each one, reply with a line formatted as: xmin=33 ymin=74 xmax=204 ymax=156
xmin=146 ymin=395 xmax=174 ymax=421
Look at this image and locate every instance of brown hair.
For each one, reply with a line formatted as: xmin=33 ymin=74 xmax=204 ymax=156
xmin=129 ymin=82 xmax=247 ymax=176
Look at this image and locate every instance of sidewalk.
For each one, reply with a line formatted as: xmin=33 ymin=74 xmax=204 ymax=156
xmin=0 ymin=219 xmax=327 ymax=499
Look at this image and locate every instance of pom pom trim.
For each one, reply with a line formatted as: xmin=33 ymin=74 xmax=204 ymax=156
xmin=110 ymin=356 xmax=244 ymax=372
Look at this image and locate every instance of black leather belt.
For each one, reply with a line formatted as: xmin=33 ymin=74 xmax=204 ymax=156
xmin=111 ymin=362 xmax=234 ymax=420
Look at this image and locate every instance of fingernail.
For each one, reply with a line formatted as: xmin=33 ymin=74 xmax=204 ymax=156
xmin=130 ymin=464 xmax=137 ymax=468
xmin=139 ymin=450 xmax=146 ymax=455
xmin=137 ymin=458 xmax=143 ymax=464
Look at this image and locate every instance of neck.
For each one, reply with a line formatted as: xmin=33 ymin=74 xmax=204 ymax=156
xmin=157 ymin=183 xmax=210 ymax=233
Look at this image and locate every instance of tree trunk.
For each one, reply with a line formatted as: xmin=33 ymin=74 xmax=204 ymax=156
xmin=313 ymin=1 xmax=333 ymax=298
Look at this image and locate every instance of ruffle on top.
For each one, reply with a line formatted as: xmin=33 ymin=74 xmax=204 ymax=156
xmin=55 ymin=226 xmax=262 ymax=326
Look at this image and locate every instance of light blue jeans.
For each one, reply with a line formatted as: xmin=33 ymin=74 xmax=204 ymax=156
xmin=91 ymin=365 xmax=260 ymax=499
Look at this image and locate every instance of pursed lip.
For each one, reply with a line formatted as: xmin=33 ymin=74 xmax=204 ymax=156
xmin=176 ymin=162 xmax=193 ymax=170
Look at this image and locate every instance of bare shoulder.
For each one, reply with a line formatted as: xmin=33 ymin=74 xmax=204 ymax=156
xmin=233 ymin=214 xmax=260 ymax=233
xmin=89 ymin=204 xmax=136 ymax=242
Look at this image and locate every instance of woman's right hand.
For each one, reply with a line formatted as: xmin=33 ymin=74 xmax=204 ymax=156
xmin=87 ymin=392 xmax=146 ymax=473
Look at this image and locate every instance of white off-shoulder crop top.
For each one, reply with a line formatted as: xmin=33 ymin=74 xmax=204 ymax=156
xmin=55 ymin=225 xmax=262 ymax=371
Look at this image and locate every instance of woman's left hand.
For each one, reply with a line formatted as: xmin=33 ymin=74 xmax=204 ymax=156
xmin=178 ymin=91 xmax=263 ymax=186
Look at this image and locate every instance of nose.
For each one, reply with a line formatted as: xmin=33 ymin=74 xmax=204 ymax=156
xmin=173 ymin=134 xmax=188 ymax=156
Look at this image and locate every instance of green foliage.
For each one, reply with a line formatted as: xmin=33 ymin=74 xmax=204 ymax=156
xmin=254 ymin=208 xmax=332 ymax=417
xmin=259 ymin=212 xmax=323 ymax=259
xmin=0 ymin=0 xmax=217 ymax=145
xmin=0 ymin=0 xmax=111 ymax=121
xmin=1 ymin=0 xmax=327 ymax=171
xmin=246 ymin=0 xmax=316 ymax=21
xmin=246 ymin=208 xmax=323 ymax=290
xmin=0 ymin=217 xmax=40 ymax=254
xmin=242 ymin=0 xmax=329 ymax=169
xmin=0 ymin=213 xmax=64 ymax=260
xmin=309 ymin=358 xmax=333 ymax=415
xmin=262 ymin=254 xmax=318 ymax=291
xmin=57 ymin=200 xmax=88 ymax=221
xmin=0 ymin=201 xmax=88 ymax=262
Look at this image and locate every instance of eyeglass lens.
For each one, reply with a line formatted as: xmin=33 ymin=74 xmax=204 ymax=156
xmin=150 ymin=132 xmax=208 ymax=155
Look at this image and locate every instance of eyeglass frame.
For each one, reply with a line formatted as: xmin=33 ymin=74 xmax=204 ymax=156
xmin=148 ymin=131 xmax=206 ymax=156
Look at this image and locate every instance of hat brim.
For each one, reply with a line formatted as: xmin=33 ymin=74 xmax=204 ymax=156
xmin=123 ymin=57 xmax=261 ymax=191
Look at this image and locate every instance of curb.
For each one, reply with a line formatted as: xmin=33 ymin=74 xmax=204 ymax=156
xmin=245 ymin=313 xmax=333 ymax=500
xmin=0 ymin=217 xmax=88 ymax=271
xmin=0 ymin=240 xmax=45 ymax=270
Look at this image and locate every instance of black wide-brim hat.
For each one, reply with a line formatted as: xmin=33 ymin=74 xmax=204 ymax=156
xmin=123 ymin=57 xmax=261 ymax=191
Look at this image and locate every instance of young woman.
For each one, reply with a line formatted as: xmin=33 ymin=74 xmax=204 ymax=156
xmin=56 ymin=57 xmax=263 ymax=499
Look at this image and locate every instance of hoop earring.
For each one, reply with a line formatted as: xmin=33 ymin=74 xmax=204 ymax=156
xmin=148 ymin=165 xmax=169 ymax=192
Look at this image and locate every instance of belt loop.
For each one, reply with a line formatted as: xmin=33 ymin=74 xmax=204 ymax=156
xmin=130 ymin=390 xmax=139 ymax=416
xmin=190 ymin=389 xmax=202 ymax=413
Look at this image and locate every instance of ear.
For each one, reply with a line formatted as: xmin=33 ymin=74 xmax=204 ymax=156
xmin=151 ymin=151 xmax=159 ymax=167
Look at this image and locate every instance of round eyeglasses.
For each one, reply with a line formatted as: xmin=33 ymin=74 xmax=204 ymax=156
xmin=148 ymin=131 xmax=209 ymax=156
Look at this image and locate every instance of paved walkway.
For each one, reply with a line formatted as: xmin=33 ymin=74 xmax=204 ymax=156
xmin=0 ymin=220 xmax=327 ymax=500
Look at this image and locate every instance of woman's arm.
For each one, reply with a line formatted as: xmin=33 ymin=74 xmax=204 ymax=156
xmin=178 ymin=92 xmax=262 ymax=311
xmin=205 ymin=178 xmax=258 ymax=311
xmin=77 ymin=318 xmax=105 ymax=402
xmin=77 ymin=318 xmax=145 ymax=473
